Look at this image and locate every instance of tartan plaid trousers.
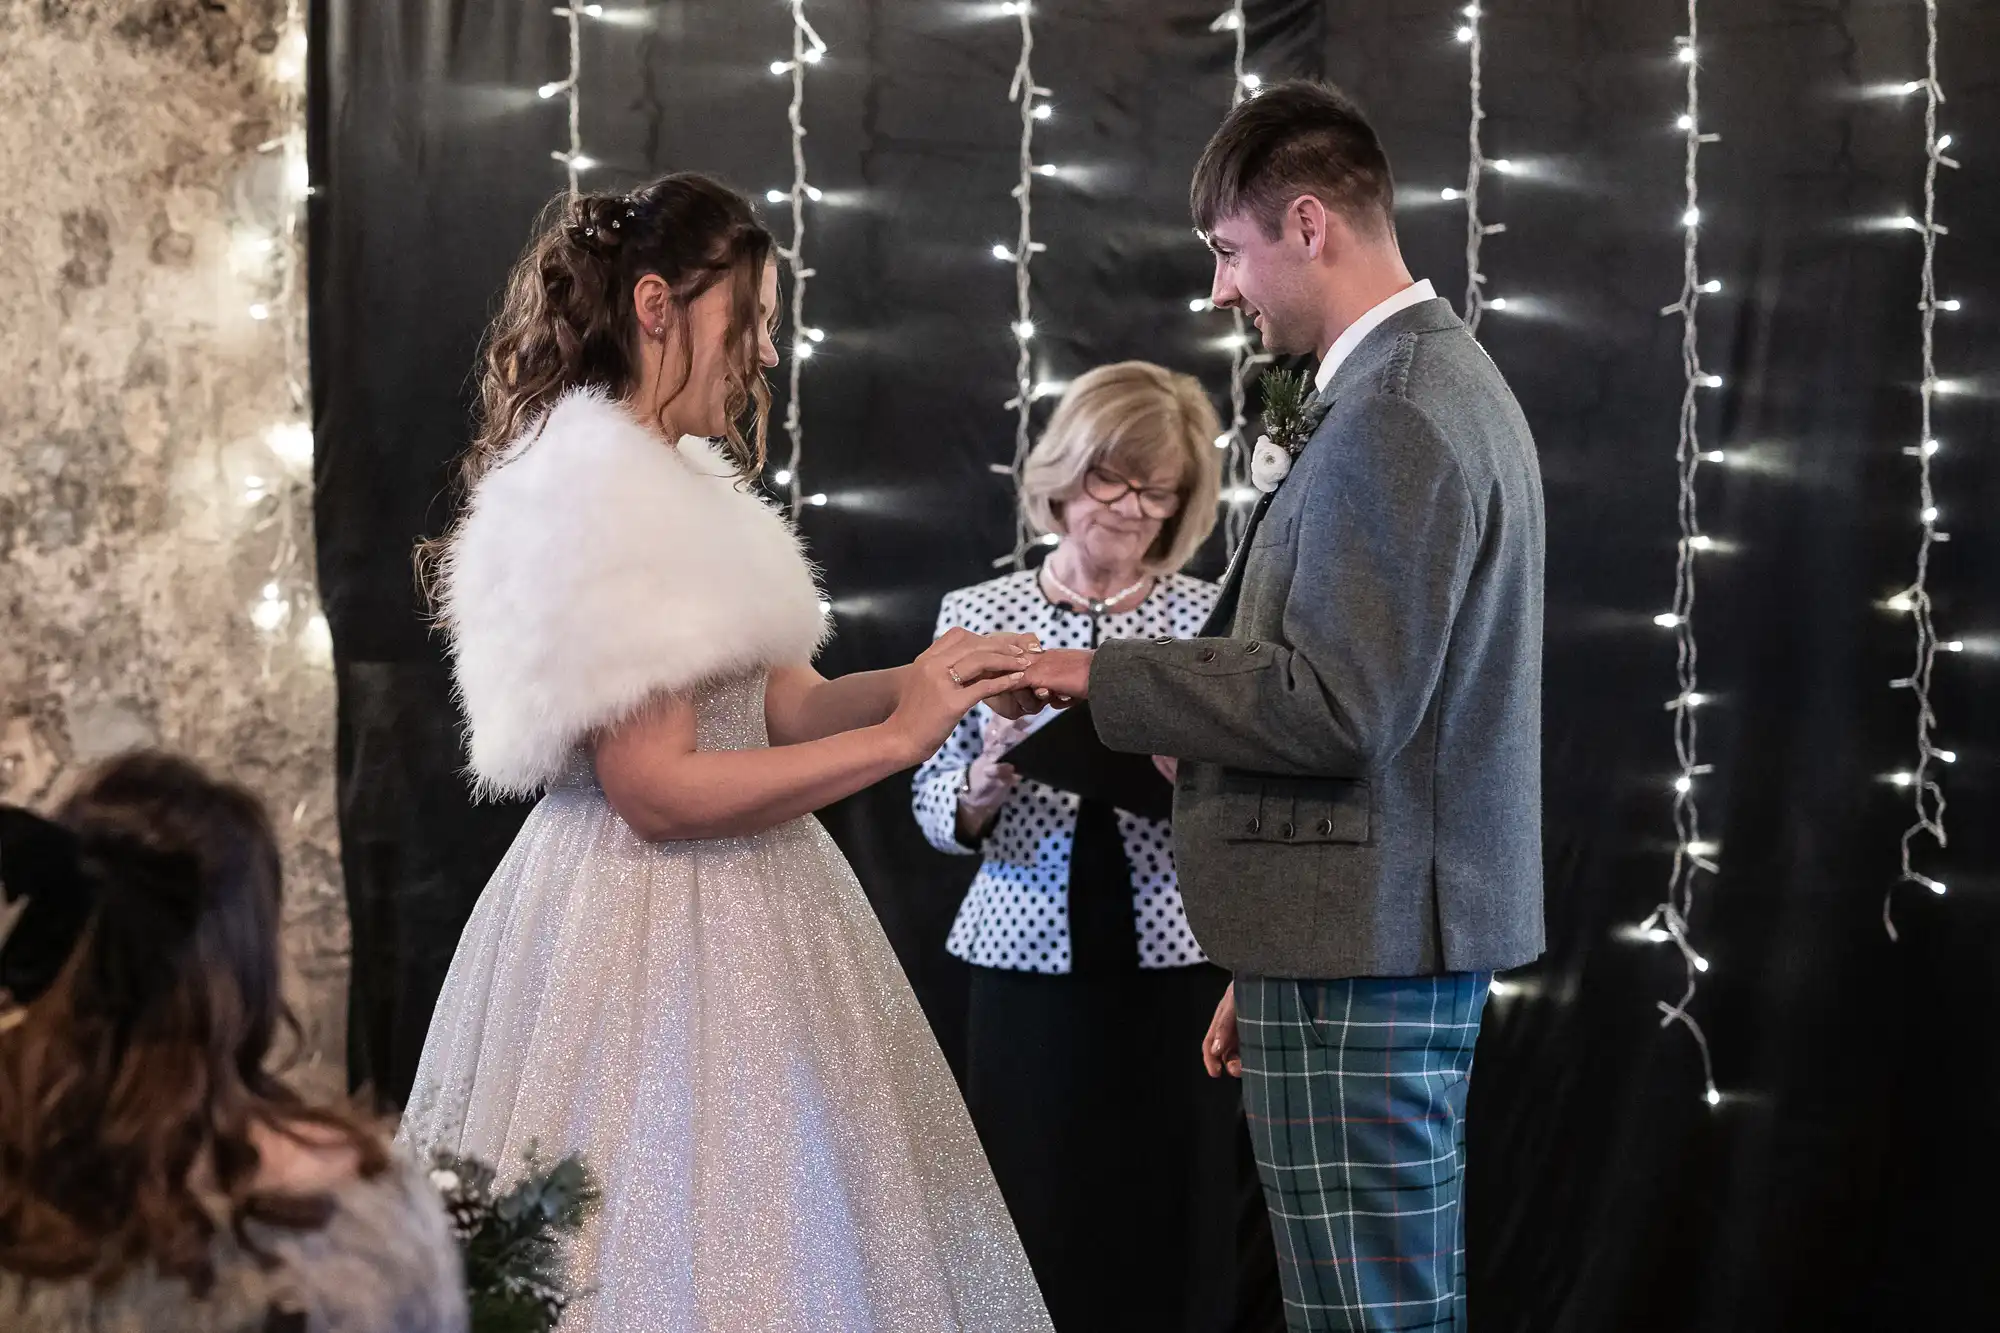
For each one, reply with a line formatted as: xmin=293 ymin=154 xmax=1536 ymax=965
xmin=1237 ymin=972 xmax=1492 ymax=1332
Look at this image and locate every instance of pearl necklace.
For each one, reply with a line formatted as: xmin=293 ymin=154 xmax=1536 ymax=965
xmin=1040 ymin=560 xmax=1152 ymax=616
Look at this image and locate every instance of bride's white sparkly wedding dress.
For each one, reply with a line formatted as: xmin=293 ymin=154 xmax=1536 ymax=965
xmin=397 ymin=389 xmax=1050 ymax=1332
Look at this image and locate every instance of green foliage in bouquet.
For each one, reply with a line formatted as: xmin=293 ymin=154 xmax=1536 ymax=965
xmin=429 ymin=1145 xmax=599 ymax=1333
xmin=1257 ymin=366 xmax=1321 ymax=455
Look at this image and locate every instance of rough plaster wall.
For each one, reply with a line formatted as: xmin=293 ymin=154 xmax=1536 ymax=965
xmin=0 ymin=0 xmax=344 ymax=1096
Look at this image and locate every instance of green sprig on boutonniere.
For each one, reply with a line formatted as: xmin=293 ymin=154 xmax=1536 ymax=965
xmin=1248 ymin=368 xmax=1330 ymax=494
xmin=1257 ymin=367 xmax=1323 ymax=457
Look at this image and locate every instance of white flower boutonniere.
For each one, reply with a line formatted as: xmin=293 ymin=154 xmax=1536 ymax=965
xmin=1250 ymin=435 xmax=1292 ymax=494
xmin=1248 ymin=367 xmax=1331 ymax=496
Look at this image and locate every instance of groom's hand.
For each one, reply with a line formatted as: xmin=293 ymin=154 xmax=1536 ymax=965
xmin=984 ymin=688 xmax=1044 ymax=721
xmin=1021 ymin=648 xmax=1093 ymax=706
xmin=1202 ymin=982 xmax=1241 ymax=1079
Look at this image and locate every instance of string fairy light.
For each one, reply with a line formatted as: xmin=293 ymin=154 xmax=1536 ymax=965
xmin=771 ymin=1 xmax=828 ymax=519
xmin=1636 ymin=2 xmax=1723 ymax=1109
xmin=1205 ymin=0 xmax=1269 ymax=548
xmin=991 ymin=0 xmax=1053 ymax=567
xmin=238 ymin=0 xmax=329 ymax=672
xmin=542 ymin=3 xmax=591 ymax=194
xmin=1452 ymin=4 xmax=1508 ymax=335
xmin=1884 ymin=0 xmax=1960 ymax=939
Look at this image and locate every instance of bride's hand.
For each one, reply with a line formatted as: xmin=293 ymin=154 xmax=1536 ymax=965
xmin=983 ymin=633 xmax=1050 ymax=718
xmin=890 ymin=635 xmax=1030 ymax=763
xmin=917 ymin=628 xmax=1041 ymax=666
xmin=918 ymin=630 xmax=1045 ymax=722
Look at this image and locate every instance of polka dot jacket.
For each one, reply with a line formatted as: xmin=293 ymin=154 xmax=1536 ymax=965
xmin=912 ymin=568 xmax=1221 ymax=974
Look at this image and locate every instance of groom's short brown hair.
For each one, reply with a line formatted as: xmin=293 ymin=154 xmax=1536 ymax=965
xmin=1191 ymin=80 xmax=1396 ymax=241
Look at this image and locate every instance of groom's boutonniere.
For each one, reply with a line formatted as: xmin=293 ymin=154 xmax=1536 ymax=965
xmin=1249 ymin=367 xmax=1331 ymax=494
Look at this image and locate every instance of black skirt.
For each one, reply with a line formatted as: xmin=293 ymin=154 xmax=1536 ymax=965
xmin=964 ymin=960 xmax=1284 ymax=1333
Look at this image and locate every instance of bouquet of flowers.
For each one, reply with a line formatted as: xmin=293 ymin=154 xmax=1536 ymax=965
xmin=429 ymin=1146 xmax=599 ymax=1333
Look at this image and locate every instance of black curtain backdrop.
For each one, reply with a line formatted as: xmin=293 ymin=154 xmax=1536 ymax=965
xmin=311 ymin=2 xmax=2000 ymax=1328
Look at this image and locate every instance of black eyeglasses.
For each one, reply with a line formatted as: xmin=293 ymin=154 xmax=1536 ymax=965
xmin=1081 ymin=467 xmax=1183 ymax=519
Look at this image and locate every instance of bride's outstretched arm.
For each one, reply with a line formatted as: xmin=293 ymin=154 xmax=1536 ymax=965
xmin=763 ymin=664 xmax=907 ymax=746
xmin=763 ymin=629 xmax=1043 ymax=746
xmin=597 ymin=639 xmax=1028 ymax=841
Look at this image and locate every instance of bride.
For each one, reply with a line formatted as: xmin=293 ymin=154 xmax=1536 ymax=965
xmin=397 ymin=173 xmax=1053 ymax=1331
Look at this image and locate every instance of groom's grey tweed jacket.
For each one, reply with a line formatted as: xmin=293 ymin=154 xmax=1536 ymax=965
xmin=1092 ymin=298 xmax=1545 ymax=979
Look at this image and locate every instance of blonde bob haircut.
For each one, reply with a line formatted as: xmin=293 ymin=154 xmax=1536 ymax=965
xmin=1020 ymin=361 xmax=1223 ymax=575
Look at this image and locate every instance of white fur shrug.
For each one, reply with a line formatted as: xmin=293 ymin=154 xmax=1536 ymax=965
xmin=440 ymin=388 xmax=829 ymax=800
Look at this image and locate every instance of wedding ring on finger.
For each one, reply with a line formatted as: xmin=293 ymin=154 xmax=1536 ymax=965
xmin=948 ymin=667 xmax=965 ymax=687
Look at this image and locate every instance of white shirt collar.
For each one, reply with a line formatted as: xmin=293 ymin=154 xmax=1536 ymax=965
xmin=1313 ymin=279 xmax=1438 ymax=394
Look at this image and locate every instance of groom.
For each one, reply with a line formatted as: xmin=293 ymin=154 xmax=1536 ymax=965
xmin=1019 ymin=82 xmax=1544 ymax=1331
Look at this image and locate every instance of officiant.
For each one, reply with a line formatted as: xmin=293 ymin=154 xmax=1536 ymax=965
xmin=913 ymin=362 xmax=1275 ymax=1332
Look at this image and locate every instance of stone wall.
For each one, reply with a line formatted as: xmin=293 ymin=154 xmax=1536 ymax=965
xmin=0 ymin=0 xmax=345 ymax=1096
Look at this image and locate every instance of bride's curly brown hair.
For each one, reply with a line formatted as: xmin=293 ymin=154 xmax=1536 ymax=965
xmin=418 ymin=173 xmax=777 ymax=601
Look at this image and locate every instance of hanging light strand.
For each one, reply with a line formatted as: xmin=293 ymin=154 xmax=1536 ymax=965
xmin=244 ymin=0 xmax=327 ymax=670
xmin=1640 ymin=3 xmax=1722 ymax=1109
xmin=1210 ymin=1 xmax=1260 ymax=547
xmin=1886 ymin=0 xmax=1958 ymax=938
xmin=546 ymin=3 xmax=587 ymax=194
xmin=776 ymin=2 xmax=828 ymax=518
xmin=1455 ymin=4 xmax=1504 ymax=335
xmin=995 ymin=1 xmax=1050 ymax=567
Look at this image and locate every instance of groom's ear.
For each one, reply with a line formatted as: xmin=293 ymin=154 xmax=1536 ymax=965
xmin=1290 ymin=194 xmax=1333 ymax=260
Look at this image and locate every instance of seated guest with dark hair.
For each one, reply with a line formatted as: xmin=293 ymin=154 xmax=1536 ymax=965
xmin=0 ymin=751 xmax=466 ymax=1333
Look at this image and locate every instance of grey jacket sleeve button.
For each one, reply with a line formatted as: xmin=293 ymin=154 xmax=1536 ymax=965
xmin=1247 ymin=817 xmax=1261 ymax=834
xmin=1318 ymin=818 xmax=1334 ymax=835
xmin=1198 ymin=647 xmax=1217 ymax=663
xmin=1245 ymin=641 xmax=1261 ymax=654
xmin=1280 ymin=821 xmax=1295 ymax=839
xmin=1153 ymin=635 xmax=1174 ymax=646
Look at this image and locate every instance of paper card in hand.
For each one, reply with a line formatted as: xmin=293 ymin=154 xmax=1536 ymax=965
xmin=998 ymin=702 xmax=1174 ymax=821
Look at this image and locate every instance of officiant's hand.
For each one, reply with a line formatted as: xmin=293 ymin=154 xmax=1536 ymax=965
xmin=1202 ymin=982 xmax=1242 ymax=1079
xmin=1021 ymin=648 xmax=1093 ymax=707
xmin=956 ymin=713 xmax=1034 ymax=840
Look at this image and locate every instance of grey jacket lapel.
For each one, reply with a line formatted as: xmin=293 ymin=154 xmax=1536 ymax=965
xmin=1202 ymin=494 xmax=1271 ymax=634
xmin=1202 ymin=380 xmax=1336 ymax=635
xmin=1201 ymin=299 xmax=1460 ymax=636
